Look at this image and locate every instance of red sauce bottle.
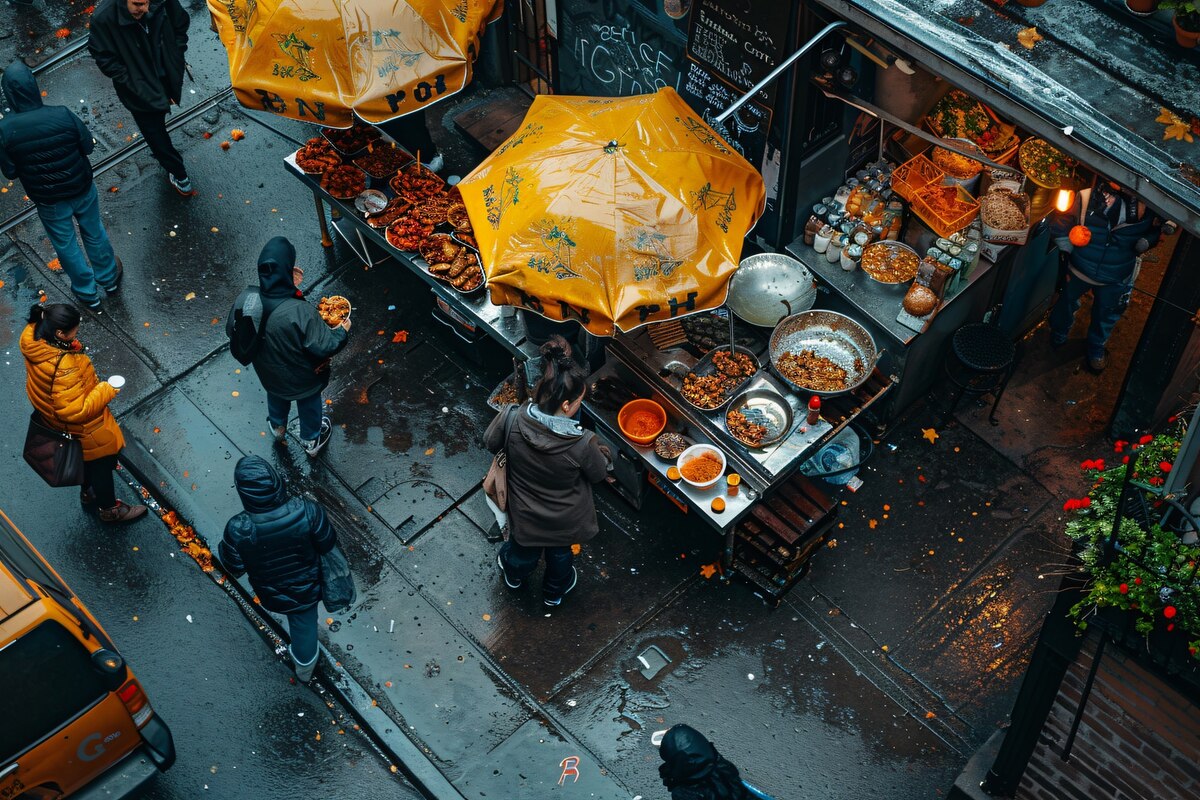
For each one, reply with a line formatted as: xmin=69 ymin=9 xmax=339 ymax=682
xmin=807 ymin=396 xmax=822 ymax=425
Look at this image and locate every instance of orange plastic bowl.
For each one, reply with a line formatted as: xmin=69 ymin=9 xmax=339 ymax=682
xmin=618 ymin=399 xmax=667 ymax=446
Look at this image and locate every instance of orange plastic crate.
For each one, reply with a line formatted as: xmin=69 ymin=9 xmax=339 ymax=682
xmin=910 ymin=184 xmax=980 ymax=238
xmin=892 ymin=153 xmax=943 ymax=202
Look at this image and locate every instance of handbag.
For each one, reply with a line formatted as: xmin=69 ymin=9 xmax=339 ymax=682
xmin=23 ymin=354 xmax=85 ymax=487
xmin=482 ymin=405 xmax=518 ymax=512
xmin=319 ymin=545 xmax=357 ymax=613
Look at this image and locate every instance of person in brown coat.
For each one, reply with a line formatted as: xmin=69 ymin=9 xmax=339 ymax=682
xmin=21 ymin=303 xmax=147 ymax=523
xmin=485 ymin=336 xmax=610 ymax=607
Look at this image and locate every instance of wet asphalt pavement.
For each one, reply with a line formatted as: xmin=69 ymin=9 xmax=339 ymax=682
xmin=2 ymin=3 xmax=1083 ymax=799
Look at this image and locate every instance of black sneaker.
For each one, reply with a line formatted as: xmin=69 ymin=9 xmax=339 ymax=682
xmin=497 ymin=554 xmax=523 ymax=589
xmin=72 ymin=292 xmax=102 ymax=311
xmin=102 ymin=258 xmax=124 ymax=293
xmin=303 ymin=416 xmax=333 ymax=457
xmin=169 ymin=173 xmax=195 ymax=196
xmin=544 ymin=567 xmax=579 ymax=607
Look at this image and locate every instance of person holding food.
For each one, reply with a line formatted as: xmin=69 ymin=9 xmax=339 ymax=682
xmin=486 ymin=337 xmax=610 ymax=608
xmin=21 ymin=302 xmax=149 ymax=523
xmin=248 ymin=237 xmax=350 ymax=457
xmin=1049 ymin=179 xmax=1161 ymax=373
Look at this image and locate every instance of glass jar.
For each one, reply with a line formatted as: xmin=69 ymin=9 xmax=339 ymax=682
xmin=854 ymin=230 xmax=873 ymax=247
xmin=948 ymin=244 xmax=962 ymax=257
xmin=841 ymin=243 xmax=863 ymax=271
xmin=813 ymin=225 xmax=834 ymax=254
xmin=936 ymin=238 xmax=954 ymax=251
xmin=937 ymin=252 xmax=953 ymax=266
xmin=927 ymin=247 xmax=943 ymax=260
xmin=826 ymin=234 xmax=846 ymax=264
xmin=826 ymin=211 xmax=843 ymax=227
xmin=964 ymin=242 xmax=980 ymax=262
xmin=813 ymin=203 xmax=828 ymax=218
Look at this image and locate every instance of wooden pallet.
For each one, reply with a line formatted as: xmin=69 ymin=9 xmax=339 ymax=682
xmin=731 ymin=472 xmax=838 ymax=606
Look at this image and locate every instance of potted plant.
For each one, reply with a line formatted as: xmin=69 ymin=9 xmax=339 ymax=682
xmin=1015 ymin=0 xmax=1049 ymax=7
xmin=1125 ymin=0 xmax=1160 ymax=15
xmin=1164 ymin=0 xmax=1200 ymax=47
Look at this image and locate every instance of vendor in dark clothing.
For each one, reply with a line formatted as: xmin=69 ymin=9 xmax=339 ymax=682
xmin=658 ymin=724 xmax=754 ymax=800
xmin=1049 ymin=179 xmax=1161 ymax=373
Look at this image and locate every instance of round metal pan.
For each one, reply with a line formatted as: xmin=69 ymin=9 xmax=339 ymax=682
xmin=727 ymin=253 xmax=817 ymax=327
xmin=859 ymin=241 xmax=920 ymax=288
xmin=725 ymin=388 xmax=794 ymax=448
xmin=769 ymin=310 xmax=878 ymax=397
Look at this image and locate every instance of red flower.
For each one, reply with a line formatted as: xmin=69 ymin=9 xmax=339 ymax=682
xmin=1134 ymin=577 xmax=1142 ymax=585
xmin=1081 ymin=497 xmax=1091 ymax=508
xmin=1114 ymin=443 xmax=1124 ymax=453
xmin=1119 ymin=583 xmax=1129 ymax=594
xmin=1167 ymin=624 xmax=1175 ymax=632
xmin=1160 ymin=461 xmax=1172 ymax=472
xmin=1122 ymin=455 xmax=1130 ymax=464
xmin=1164 ymin=606 xmax=1177 ymax=619
xmin=1080 ymin=459 xmax=1093 ymax=470
xmin=1140 ymin=435 xmax=1154 ymax=444
xmin=1191 ymin=647 xmax=1198 ymax=656
xmin=1093 ymin=459 xmax=1105 ymax=471
xmin=1169 ymin=415 xmax=1178 ymax=423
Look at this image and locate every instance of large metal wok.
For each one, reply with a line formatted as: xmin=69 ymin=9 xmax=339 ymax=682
xmin=727 ymin=253 xmax=816 ymax=328
xmin=769 ymin=310 xmax=879 ymax=397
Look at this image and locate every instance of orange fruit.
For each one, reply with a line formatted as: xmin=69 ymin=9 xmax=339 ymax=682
xmin=667 ymin=466 xmax=681 ymax=481
xmin=711 ymin=497 xmax=726 ymax=513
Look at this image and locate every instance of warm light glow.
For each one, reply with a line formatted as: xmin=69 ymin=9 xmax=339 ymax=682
xmin=1055 ymin=189 xmax=1075 ymax=213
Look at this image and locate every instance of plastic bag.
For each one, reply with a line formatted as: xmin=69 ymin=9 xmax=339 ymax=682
xmin=319 ymin=545 xmax=357 ymax=613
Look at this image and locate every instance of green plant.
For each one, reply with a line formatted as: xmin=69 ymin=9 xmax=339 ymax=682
xmin=1063 ymin=422 xmax=1200 ymax=661
xmin=1164 ymin=0 xmax=1200 ymax=30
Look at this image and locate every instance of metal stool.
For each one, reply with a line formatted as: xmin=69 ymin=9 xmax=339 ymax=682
xmin=940 ymin=323 xmax=1016 ymax=426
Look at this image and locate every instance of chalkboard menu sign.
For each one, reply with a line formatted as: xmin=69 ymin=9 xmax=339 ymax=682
xmin=686 ymin=0 xmax=791 ymax=106
xmin=680 ymin=60 xmax=771 ymax=167
xmin=557 ymin=1 xmax=688 ymax=97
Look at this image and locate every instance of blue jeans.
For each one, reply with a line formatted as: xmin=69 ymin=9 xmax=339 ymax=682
xmin=35 ymin=185 xmax=118 ymax=302
xmin=1049 ymin=272 xmax=1128 ymax=360
xmin=286 ymin=603 xmax=319 ymax=664
xmin=499 ymin=539 xmax=574 ymax=601
xmin=267 ymin=391 xmax=324 ymax=441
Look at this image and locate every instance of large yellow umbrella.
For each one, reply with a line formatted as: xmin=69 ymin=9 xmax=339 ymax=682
xmin=207 ymin=0 xmax=502 ymax=127
xmin=457 ymin=88 xmax=766 ymax=336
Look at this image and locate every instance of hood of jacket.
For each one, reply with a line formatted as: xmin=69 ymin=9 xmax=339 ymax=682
xmin=660 ymin=725 xmax=717 ymax=786
xmin=517 ymin=403 xmax=585 ymax=455
xmin=19 ymin=324 xmax=64 ymax=367
xmin=257 ymin=236 xmax=302 ymax=314
xmin=3 ymin=62 xmax=43 ymax=113
xmin=234 ymin=455 xmax=288 ymax=513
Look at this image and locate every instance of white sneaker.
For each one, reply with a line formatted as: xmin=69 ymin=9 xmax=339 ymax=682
xmin=424 ymin=153 xmax=445 ymax=173
xmin=303 ymin=416 xmax=332 ymax=457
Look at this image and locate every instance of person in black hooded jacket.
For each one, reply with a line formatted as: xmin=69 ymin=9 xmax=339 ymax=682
xmin=0 ymin=62 xmax=120 ymax=309
xmin=218 ymin=455 xmax=337 ymax=682
xmin=248 ymin=237 xmax=350 ymax=457
xmin=88 ymin=0 xmax=193 ymax=195
xmin=659 ymin=725 xmax=753 ymax=800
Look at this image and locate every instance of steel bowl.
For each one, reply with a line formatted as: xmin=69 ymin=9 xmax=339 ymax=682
xmin=769 ymin=310 xmax=878 ymax=397
xmin=725 ymin=388 xmax=794 ymax=448
xmin=859 ymin=241 xmax=920 ymax=288
xmin=727 ymin=253 xmax=817 ymax=327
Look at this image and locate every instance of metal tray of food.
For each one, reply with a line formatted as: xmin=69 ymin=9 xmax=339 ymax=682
xmin=724 ymin=388 xmax=794 ymax=449
xmin=486 ymin=372 xmax=523 ymax=412
xmin=859 ymin=240 xmax=920 ymax=286
xmin=677 ymin=344 xmax=759 ymax=412
xmin=769 ymin=310 xmax=878 ymax=397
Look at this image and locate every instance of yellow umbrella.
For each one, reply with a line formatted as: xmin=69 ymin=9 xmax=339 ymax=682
xmin=457 ymin=88 xmax=766 ymax=336
xmin=207 ymin=0 xmax=502 ymax=126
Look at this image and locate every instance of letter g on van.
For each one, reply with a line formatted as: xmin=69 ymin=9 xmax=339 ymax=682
xmin=77 ymin=733 xmax=107 ymax=762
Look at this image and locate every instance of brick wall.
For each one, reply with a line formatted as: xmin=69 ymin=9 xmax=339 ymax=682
xmin=1016 ymin=633 xmax=1200 ymax=800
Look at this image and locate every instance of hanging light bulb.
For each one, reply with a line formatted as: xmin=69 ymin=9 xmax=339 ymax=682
xmin=1055 ymin=189 xmax=1075 ymax=213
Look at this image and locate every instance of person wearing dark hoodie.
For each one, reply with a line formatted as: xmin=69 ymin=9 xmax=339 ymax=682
xmin=247 ymin=237 xmax=350 ymax=457
xmin=218 ymin=455 xmax=338 ymax=682
xmin=0 ymin=62 xmax=120 ymax=310
xmin=89 ymin=0 xmax=193 ymax=196
xmin=658 ymin=724 xmax=754 ymax=800
xmin=485 ymin=336 xmax=611 ymax=608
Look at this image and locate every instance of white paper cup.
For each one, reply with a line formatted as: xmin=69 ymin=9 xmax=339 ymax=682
xmin=108 ymin=375 xmax=126 ymax=389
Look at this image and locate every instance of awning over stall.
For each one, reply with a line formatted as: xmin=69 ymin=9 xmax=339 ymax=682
xmin=817 ymin=0 xmax=1200 ymax=235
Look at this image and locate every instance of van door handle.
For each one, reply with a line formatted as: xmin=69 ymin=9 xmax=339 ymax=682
xmin=0 ymin=762 xmax=18 ymax=780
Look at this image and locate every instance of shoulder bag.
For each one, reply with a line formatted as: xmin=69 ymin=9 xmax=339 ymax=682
xmin=482 ymin=405 xmax=518 ymax=512
xmin=319 ymin=544 xmax=357 ymax=613
xmin=23 ymin=353 xmax=85 ymax=487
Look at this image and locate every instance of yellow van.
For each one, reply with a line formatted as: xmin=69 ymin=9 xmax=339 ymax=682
xmin=0 ymin=508 xmax=174 ymax=799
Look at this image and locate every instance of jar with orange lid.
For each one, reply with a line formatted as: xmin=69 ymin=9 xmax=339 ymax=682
xmin=726 ymin=473 xmax=741 ymax=497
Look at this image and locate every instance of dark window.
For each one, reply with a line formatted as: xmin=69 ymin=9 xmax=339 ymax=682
xmin=0 ymin=621 xmax=107 ymax=763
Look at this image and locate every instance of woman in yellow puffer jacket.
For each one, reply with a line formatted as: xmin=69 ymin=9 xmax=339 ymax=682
xmin=21 ymin=303 xmax=147 ymax=523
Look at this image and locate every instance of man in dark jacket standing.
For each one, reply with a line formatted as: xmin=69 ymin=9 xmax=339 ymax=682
xmin=1050 ymin=179 xmax=1161 ymax=373
xmin=249 ymin=237 xmax=350 ymax=457
xmin=89 ymin=0 xmax=194 ymax=196
xmin=218 ymin=456 xmax=338 ymax=682
xmin=0 ymin=63 xmax=120 ymax=310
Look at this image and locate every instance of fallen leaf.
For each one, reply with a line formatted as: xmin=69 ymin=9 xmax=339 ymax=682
xmin=143 ymin=322 xmax=150 ymax=327
xmin=210 ymin=227 xmax=219 ymax=233
xmin=482 ymin=613 xmax=492 ymax=621
xmin=0 ymin=280 xmax=5 ymax=289
xmin=826 ymin=538 xmax=838 ymax=548
xmin=881 ymin=644 xmax=889 ymax=652
xmin=47 ymin=258 xmax=62 ymax=271
xmin=326 ymin=618 xmax=334 ymax=625
xmin=925 ymin=711 xmax=937 ymax=719
xmin=699 ymin=562 xmax=717 ymax=579
xmin=55 ymin=27 xmax=71 ymax=39
xmin=231 ymin=391 xmax=239 ymax=397
xmin=1016 ymin=27 xmax=1042 ymax=49
xmin=1156 ymin=107 xmax=1195 ymax=143
xmin=868 ymin=518 xmax=878 ymax=529
xmin=384 ymin=681 xmax=393 ymax=687
xmin=392 ymin=330 xmax=408 ymax=343
xmin=570 ymin=543 xmax=581 ymax=555
xmin=231 ymin=129 xmax=246 ymax=141
xmin=424 ymin=448 xmax=435 ymax=456
xmin=220 ymin=141 xmax=231 ymax=150
xmin=184 ymin=291 xmax=196 ymax=301
xmin=315 ymin=732 xmax=321 ymax=741
xmin=202 ymin=131 xmax=212 ymax=139
xmin=153 ymin=427 xmax=161 ymax=434
xmin=389 ymin=765 xmax=397 ymax=773
xmin=921 ymin=428 xmax=939 ymax=444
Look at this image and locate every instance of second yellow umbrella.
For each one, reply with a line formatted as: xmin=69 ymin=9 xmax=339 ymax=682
xmin=456 ymin=88 xmax=766 ymax=336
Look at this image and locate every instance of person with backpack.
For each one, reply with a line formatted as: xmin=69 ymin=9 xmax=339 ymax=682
xmin=217 ymin=455 xmax=338 ymax=682
xmin=0 ymin=62 xmax=122 ymax=310
xmin=230 ymin=237 xmax=349 ymax=457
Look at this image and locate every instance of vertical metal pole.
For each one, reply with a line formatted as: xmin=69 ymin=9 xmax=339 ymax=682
xmin=1061 ymin=637 xmax=1106 ymax=762
xmin=315 ymin=193 xmax=333 ymax=248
